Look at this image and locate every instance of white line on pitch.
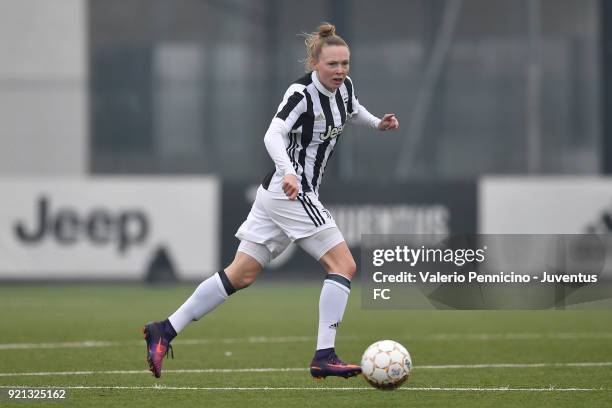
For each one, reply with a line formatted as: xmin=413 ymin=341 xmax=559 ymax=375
xmin=419 ymin=362 xmax=612 ymax=369
xmin=1 ymin=362 xmax=611 ymax=378
xmin=1 ymin=332 xmax=612 ymax=350
xmin=0 ymin=385 xmax=609 ymax=392
xmin=0 ymin=336 xmax=318 ymax=350
xmin=0 ymin=341 xmax=118 ymax=350
xmin=0 ymin=368 xmax=307 ymax=377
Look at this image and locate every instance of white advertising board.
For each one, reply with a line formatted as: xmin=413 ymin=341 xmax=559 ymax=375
xmin=480 ymin=177 xmax=612 ymax=285
xmin=0 ymin=177 xmax=219 ymax=280
xmin=479 ymin=177 xmax=612 ymax=234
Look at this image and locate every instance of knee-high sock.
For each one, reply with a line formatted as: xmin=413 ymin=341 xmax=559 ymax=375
xmin=168 ymin=270 xmax=236 ymax=334
xmin=316 ymin=273 xmax=351 ymax=350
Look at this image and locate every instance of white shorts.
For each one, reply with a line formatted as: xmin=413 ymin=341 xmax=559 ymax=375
xmin=235 ymin=185 xmax=344 ymax=264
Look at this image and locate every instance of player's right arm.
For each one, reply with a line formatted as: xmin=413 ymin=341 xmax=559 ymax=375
xmin=263 ymin=84 xmax=307 ymax=200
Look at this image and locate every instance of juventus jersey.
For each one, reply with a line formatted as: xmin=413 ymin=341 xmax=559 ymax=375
xmin=262 ymin=71 xmax=375 ymax=196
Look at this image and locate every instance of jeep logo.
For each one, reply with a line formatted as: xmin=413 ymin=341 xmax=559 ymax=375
xmin=319 ymin=124 xmax=344 ymax=141
xmin=14 ymin=196 xmax=150 ymax=254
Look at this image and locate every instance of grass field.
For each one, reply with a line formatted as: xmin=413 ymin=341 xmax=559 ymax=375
xmin=0 ymin=282 xmax=611 ymax=407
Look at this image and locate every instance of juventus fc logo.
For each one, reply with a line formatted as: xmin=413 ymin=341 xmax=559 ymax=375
xmin=319 ymin=124 xmax=344 ymax=141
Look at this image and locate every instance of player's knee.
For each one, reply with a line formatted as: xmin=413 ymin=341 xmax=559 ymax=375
xmin=237 ymin=272 xmax=257 ymax=289
xmin=226 ymin=268 xmax=258 ymax=290
xmin=225 ymin=249 xmax=263 ymax=290
xmin=341 ymin=258 xmax=357 ymax=279
xmin=224 ymin=267 xmax=260 ymax=291
xmin=324 ymin=257 xmax=357 ymax=280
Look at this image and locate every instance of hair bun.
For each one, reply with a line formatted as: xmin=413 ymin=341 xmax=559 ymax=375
xmin=302 ymin=22 xmax=347 ymax=72
xmin=318 ymin=22 xmax=336 ymax=38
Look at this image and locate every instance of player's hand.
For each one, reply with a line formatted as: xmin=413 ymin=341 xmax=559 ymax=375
xmin=378 ymin=114 xmax=399 ymax=131
xmin=282 ymin=174 xmax=299 ymax=200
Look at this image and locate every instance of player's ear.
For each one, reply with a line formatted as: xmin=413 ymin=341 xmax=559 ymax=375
xmin=309 ymin=57 xmax=318 ymax=71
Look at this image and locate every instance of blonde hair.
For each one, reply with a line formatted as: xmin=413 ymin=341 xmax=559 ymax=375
xmin=303 ymin=22 xmax=348 ymax=72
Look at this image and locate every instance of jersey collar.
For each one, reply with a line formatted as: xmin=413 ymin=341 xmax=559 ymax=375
xmin=311 ymin=71 xmax=335 ymax=98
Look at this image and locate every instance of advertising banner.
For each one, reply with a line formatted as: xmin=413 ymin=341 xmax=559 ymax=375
xmin=478 ymin=177 xmax=612 ymax=290
xmin=479 ymin=177 xmax=612 ymax=234
xmin=0 ymin=177 xmax=219 ymax=280
xmin=222 ymin=181 xmax=476 ymax=277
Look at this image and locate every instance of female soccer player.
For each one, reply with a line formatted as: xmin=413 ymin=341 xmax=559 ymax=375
xmin=143 ymin=22 xmax=399 ymax=379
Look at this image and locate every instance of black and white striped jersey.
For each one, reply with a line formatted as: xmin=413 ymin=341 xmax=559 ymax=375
xmin=261 ymin=71 xmax=379 ymax=196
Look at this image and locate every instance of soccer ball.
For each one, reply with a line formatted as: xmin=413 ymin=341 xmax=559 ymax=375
xmin=360 ymin=340 xmax=412 ymax=390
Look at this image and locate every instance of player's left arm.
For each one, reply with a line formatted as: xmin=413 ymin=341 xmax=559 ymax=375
xmin=350 ymin=104 xmax=399 ymax=131
xmin=346 ymin=77 xmax=399 ymax=131
xmin=377 ymin=113 xmax=399 ymax=131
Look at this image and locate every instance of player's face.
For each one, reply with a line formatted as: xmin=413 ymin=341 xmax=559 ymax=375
xmin=313 ymin=45 xmax=350 ymax=92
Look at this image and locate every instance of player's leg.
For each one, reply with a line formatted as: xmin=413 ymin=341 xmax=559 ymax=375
xmin=143 ymin=243 xmax=266 ymax=378
xmin=297 ymin=228 xmax=361 ymax=379
xmin=315 ymin=240 xmax=356 ymax=350
xmin=318 ymin=240 xmax=357 ymax=279
xmin=143 ymin=184 xmax=286 ymax=378
xmin=168 ymin=247 xmax=264 ymax=333
xmin=256 ymin=188 xmax=359 ymax=378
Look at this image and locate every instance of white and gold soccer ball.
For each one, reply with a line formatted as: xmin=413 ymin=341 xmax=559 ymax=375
xmin=360 ymin=340 xmax=412 ymax=390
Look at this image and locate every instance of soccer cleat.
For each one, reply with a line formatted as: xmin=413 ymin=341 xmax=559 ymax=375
xmin=310 ymin=352 xmax=362 ymax=379
xmin=142 ymin=321 xmax=174 ymax=378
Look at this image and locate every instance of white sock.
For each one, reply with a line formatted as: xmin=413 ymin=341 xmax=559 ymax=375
xmin=168 ymin=272 xmax=231 ymax=334
xmin=316 ymin=274 xmax=351 ymax=350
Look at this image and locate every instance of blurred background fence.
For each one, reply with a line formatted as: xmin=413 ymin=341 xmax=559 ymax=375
xmin=0 ymin=0 xmax=610 ymax=281
xmin=88 ymin=0 xmax=601 ymax=180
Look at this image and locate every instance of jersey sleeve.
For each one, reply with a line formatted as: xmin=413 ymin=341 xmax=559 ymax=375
xmin=264 ymin=119 xmax=296 ymax=176
xmin=263 ymin=84 xmax=307 ymax=177
xmin=273 ymin=84 xmax=308 ymax=133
